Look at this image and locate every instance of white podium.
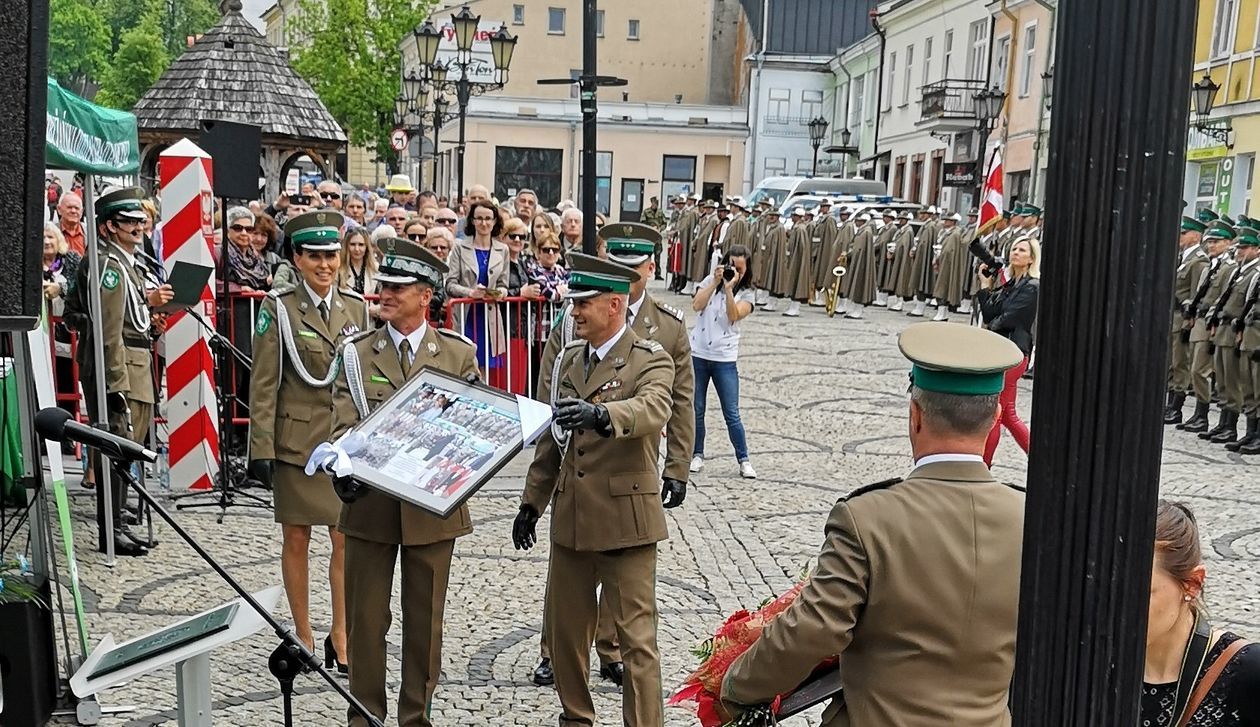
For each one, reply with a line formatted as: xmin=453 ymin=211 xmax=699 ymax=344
xmin=70 ymin=586 xmax=281 ymax=726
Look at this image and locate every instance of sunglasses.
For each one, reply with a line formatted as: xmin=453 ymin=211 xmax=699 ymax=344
xmin=437 ymin=218 xmax=458 ymax=224
xmin=539 ymin=247 xmax=560 ymax=254
xmin=507 ymin=233 xmax=528 ymax=240
xmin=230 ymin=224 xmax=255 ymax=233
xmin=473 ymin=216 xmax=497 ymax=222
xmin=320 ymin=192 xmax=341 ymax=200
xmin=407 ymin=233 xmax=426 ymax=241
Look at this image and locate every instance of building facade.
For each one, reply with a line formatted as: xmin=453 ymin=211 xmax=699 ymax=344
xmin=1186 ymin=0 xmax=1260 ymax=217
xmin=828 ymin=32 xmax=885 ymax=181
xmin=441 ymin=96 xmax=747 ymax=219
xmin=746 ymin=56 xmax=836 ymax=183
xmin=989 ymin=0 xmax=1055 ymax=208
xmin=873 ymin=0 xmax=995 ymax=212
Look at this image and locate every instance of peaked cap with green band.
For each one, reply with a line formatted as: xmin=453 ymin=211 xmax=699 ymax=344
xmin=1205 ymin=224 xmax=1236 ymax=241
xmin=284 ymin=210 xmax=344 ymax=252
xmin=1237 ymin=233 xmax=1260 ymax=247
xmin=1021 ymin=203 xmax=1042 ymax=217
xmin=375 ymin=236 xmax=447 ymax=286
xmin=599 ymin=222 xmax=661 ymax=266
xmin=96 ymin=186 xmax=148 ymax=221
xmin=1198 ymin=208 xmax=1220 ymax=223
xmin=565 ymin=252 xmax=640 ymax=300
xmin=899 ymin=322 xmax=1023 ymax=396
xmin=1182 ymin=216 xmax=1207 ymax=233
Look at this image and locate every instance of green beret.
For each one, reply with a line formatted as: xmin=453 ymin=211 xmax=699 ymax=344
xmin=899 ymin=322 xmax=1024 ymax=396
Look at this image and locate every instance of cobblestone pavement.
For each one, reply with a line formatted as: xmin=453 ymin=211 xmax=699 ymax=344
xmin=48 ymin=282 xmax=1260 ymax=726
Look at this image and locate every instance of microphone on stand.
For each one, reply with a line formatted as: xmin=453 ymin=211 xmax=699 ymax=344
xmin=34 ymin=407 xmax=158 ymax=464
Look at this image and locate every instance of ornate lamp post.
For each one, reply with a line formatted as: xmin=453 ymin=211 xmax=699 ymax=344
xmin=824 ymin=127 xmax=859 ymax=177
xmin=807 ymin=116 xmax=829 ymax=178
xmin=971 ymin=85 xmax=1006 ymax=210
xmin=1192 ymin=73 xmax=1232 ymax=147
xmin=408 ymin=8 xmax=517 ymax=201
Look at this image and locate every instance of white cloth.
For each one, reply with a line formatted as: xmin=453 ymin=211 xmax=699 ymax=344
xmin=305 ymin=432 xmax=368 ymax=477
xmin=387 ymin=321 xmax=428 ymax=365
xmin=689 ymin=275 xmax=755 ymax=362
xmin=303 ymin=281 xmax=333 ymax=312
xmin=627 ymin=295 xmax=646 ymax=327
xmin=589 ymin=323 xmax=628 ymax=361
xmin=911 ymin=453 xmax=986 ymax=470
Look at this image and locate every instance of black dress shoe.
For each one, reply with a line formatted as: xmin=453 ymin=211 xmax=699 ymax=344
xmin=532 ymin=657 xmax=554 ymax=686
xmin=107 ymin=536 xmax=148 ymax=557
xmin=599 ymin=661 xmax=625 ymax=687
xmin=324 ymin=635 xmax=348 ymax=674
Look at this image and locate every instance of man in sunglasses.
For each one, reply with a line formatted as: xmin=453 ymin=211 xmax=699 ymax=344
xmin=317 ymin=180 xmax=344 ymax=211
xmin=66 ymin=186 xmax=173 ymax=557
xmin=435 ymin=208 xmax=460 ymax=235
xmin=385 ymin=205 xmax=411 ymax=236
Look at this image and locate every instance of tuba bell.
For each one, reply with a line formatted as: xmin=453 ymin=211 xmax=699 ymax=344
xmin=824 ymin=252 xmax=848 ymax=318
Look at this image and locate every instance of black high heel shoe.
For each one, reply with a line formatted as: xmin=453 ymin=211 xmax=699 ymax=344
xmin=324 ymin=635 xmax=348 ymax=674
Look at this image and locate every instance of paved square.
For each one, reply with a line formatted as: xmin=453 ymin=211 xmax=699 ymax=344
xmin=49 ymin=285 xmax=1260 ymax=725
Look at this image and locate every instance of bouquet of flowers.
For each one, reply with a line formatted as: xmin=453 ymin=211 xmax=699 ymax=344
xmin=668 ymin=576 xmax=837 ymax=727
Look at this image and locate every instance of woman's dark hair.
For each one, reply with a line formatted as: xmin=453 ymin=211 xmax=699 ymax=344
xmin=721 ymin=244 xmax=753 ymax=294
xmin=254 ymin=213 xmax=280 ymax=252
xmin=464 ymin=200 xmax=503 ymax=238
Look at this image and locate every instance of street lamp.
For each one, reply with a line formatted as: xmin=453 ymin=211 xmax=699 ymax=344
xmin=823 ymin=127 xmax=859 ymax=177
xmin=808 ymin=116 xmax=829 ymax=178
xmin=1191 ymin=73 xmax=1232 ymax=146
xmin=1042 ymin=66 xmax=1054 ymax=109
xmin=970 ymin=85 xmax=1006 ymax=211
xmin=405 ymin=7 xmax=517 ymax=200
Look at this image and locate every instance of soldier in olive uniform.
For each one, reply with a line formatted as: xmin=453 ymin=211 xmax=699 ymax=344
xmin=1239 ymin=265 xmax=1260 ymax=454
xmin=872 ymin=209 xmax=898 ymax=307
xmin=841 ymin=213 xmax=877 ymax=319
xmin=323 ymin=240 xmax=478 ymax=727
xmin=722 ymin=199 xmax=752 ymax=254
xmin=886 ymin=211 xmax=916 ymax=311
xmin=640 ymin=196 xmax=667 ymax=278
xmin=1164 ymin=216 xmax=1210 ymax=425
xmin=528 ymin=225 xmax=693 ymax=688
xmin=781 ymin=207 xmax=815 ymax=317
xmin=1215 ymin=231 xmax=1260 ymax=449
xmin=66 ymin=186 xmax=173 ymax=556
xmin=1180 ymin=224 xmax=1236 ymax=433
xmin=907 ymin=207 xmax=940 ymax=317
xmin=931 ymin=213 xmax=966 ymax=321
xmin=810 ymin=199 xmax=840 ymax=307
xmin=249 ymin=210 xmax=368 ymax=670
xmin=720 ymin=322 xmax=1026 ymax=726
xmin=1201 ymin=225 xmax=1250 ymax=443
xmin=515 ymin=254 xmax=675 ymax=727
xmin=688 ymin=200 xmax=721 ymax=293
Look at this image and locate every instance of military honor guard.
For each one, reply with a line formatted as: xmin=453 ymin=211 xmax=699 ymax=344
xmin=65 ymin=186 xmax=173 ymax=556
xmin=1180 ymin=223 xmax=1237 ymax=433
xmin=907 ymin=206 xmax=940 ymax=317
xmin=1206 ymin=228 xmax=1260 ymax=446
xmin=781 ymin=206 xmax=816 ymax=317
xmin=686 ymin=199 xmax=721 ymax=294
xmin=1165 ymin=216 xmax=1210 ymax=425
xmin=669 ymin=195 xmax=701 ymax=293
xmin=1238 ymin=261 xmax=1260 ymax=454
xmin=515 ymin=253 xmax=676 ymax=727
xmin=930 ymin=212 xmax=967 ymax=321
xmin=248 ymin=210 xmax=368 ymax=672
xmin=872 ymin=209 xmax=898 ymax=307
xmin=959 ymin=208 xmax=982 ymax=315
xmin=886 ymin=211 xmax=916 ymax=311
xmin=759 ymin=210 xmax=790 ymax=312
xmin=325 ymin=238 xmax=478 ymax=727
xmin=810 ymin=199 xmax=841 ymax=307
xmin=751 ymin=209 xmax=785 ymax=307
xmin=722 ymin=198 xmax=752 ymax=254
xmin=719 ymin=322 xmax=1026 ymax=726
xmin=840 ymin=212 xmax=877 ymax=319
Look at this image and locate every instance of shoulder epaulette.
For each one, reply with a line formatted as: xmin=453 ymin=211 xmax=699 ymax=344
xmin=654 ymin=300 xmax=685 ymax=322
xmin=340 ymin=287 xmax=365 ymax=301
xmin=437 ymin=327 xmax=475 ymax=347
xmin=840 ymin=477 xmax=904 ymax=502
xmin=269 ymin=285 xmax=297 ymax=299
xmin=564 ymin=338 xmax=586 ymax=349
xmin=634 ymin=339 xmax=664 ymax=354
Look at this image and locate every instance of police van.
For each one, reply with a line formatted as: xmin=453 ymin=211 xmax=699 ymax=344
xmin=747 ymin=176 xmax=888 ymax=213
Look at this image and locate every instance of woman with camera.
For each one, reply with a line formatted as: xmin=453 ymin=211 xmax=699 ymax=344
xmin=689 ymin=245 xmax=758 ymax=479
xmin=976 ymin=236 xmax=1040 ymax=466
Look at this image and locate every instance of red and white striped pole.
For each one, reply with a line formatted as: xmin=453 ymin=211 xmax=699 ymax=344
xmin=159 ymin=140 xmax=218 ymax=491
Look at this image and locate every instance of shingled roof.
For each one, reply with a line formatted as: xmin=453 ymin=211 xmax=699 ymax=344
xmin=132 ymin=0 xmax=346 ymax=145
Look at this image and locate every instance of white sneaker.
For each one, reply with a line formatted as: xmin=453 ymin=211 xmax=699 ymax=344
xmin=845 ymin=305 xmax=866 ymax=319
xmin=873 ymin=291 xmax=888 ymax=307
xmin=958 ymin=298 xmax=973 ymax=314
xmin=689 ymin=455 xmax=704 ymax=473
xmin=932 ymin=305 xmax=949 ymax=322
xmin=763 ymin=298 xmax=778 ymax=312
xmin=739 ymin=461 xmax=757 ymax=479
xmin=888 ymin=296 xmax=904 ymax=312
xmin=783 ymin=301 xmax=801 ymax=317
xmin=909 ymin=300 xmax=926 ymax=317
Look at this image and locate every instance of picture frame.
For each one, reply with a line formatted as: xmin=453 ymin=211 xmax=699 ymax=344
xmin=335 ymin=367 xmax=551 ymax=518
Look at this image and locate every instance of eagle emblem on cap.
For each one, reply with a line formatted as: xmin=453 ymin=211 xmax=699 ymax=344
xmin=317 ymin=212 xmax=327 ymax=224
xmin=622 ymin=225 xmax=633 ymax=235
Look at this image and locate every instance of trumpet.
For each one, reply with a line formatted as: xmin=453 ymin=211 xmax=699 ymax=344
xmin=825 ymin=253 xmax=848 ymax=318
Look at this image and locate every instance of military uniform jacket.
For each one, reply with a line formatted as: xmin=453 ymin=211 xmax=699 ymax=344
xmin=1173 ymin=245 xmax=1210 ymax=334
xmin=536 ymin=295 xmax=695 ymax=484
xmin=523 ymin=329 xmax=675 ymax=552
xmin=723 ymin=217 xmax=751 ymax=254
xmin=249 ymin=285 xmax=368 ymax=466
xmin=331 ymin=324 xmax=479 ymax=546
xmin=68 ymin=242 xmax=155 ymax=404
xmin=1193 ymin=257 xmax=1234 ymax=344
xmin=1243 ymin=274 xmax=1260 ymax=352
xmin=722 ymin=460 xmax=1025 ymax=727
xmin=1214 ymin=259 xmax=1260 ymax=348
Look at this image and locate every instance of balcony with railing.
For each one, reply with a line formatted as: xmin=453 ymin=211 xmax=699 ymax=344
xmin=919 ymin=79 xmax=987 ymax=128
xmin=760 ymin=114 xmax=818 ymax=139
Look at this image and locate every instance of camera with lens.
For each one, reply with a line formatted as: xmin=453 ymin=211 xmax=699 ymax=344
xmin=967 ymin=238 xmax=1005 ymax=278
xmin=722 ymin=267 xmax=736 ymax=282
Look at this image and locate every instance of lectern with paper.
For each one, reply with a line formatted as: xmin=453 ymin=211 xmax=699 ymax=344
xmin=70 ymin=587 xmax=282 ymax=726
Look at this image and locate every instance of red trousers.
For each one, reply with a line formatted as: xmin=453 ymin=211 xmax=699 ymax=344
xmin=984 ymin=355 xmax=1030 ymax=466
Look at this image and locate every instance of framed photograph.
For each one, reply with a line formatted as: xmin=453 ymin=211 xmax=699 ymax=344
xmin=337 ymin=368 xmax=551 ymax=518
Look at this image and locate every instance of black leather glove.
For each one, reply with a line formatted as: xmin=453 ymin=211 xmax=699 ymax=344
xmin=553 ymin=397 xmax=610 ymax=433
xmin=331 ymin=475 xmax=364 ymax=504
xmin=107 ymin=391 xmax=128 ymax=415
xmin=1233 ymin=317 xmax=1246 ymax=334
xmin=512 ymin=504 xmax=540 ymax=550
xmin=247 ymin=459 xmax=275 ymax=488
xmin=1182 ymin=302 xmax=1195 ymax=320
xmin=661 ymin=477 xmax=687 ymax=509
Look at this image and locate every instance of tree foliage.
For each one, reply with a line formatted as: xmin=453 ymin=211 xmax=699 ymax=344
xmin=48 ymin=0 xmax=111 ymax=94
xmin=291 ymin=0 xmax=434 ymax=164
xmin=96 ymin=18 xmax=170 ymax=110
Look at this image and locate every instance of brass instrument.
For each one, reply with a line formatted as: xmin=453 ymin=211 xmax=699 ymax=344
xmin=825 ymin=252 xmax=848 ymax=317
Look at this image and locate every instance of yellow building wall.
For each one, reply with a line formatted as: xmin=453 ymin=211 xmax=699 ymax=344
xmin=1195 ymin=0 xmax=1217 ymax=65
xmin=1236 ymin=0 xmax=1259 ymax=54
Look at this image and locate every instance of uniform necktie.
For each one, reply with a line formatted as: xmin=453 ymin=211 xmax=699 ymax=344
xmin=585 ymin=348 xmax=600 ymax=380
xmin=318 ymin=300 xmax=329 ymax=322
xmin=399 ymin=339 xmax=413 ymax=377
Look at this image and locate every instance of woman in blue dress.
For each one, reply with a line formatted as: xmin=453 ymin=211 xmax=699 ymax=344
xmin=445 ymin=200 xmax=509 ymax=376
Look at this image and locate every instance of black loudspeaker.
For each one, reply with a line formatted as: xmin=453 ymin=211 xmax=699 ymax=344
xmin=0 ymin=576 xmax=57 ymax=726
xmin=0 ymin=0 xmax=49 ymax=331
xmin=198 ymin=119 xmax=262 ymax=200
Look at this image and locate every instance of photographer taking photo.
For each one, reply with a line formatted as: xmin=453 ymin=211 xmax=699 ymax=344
xmin=690 ymin=245 xmax=757 ymax=478
xmin=976 ymin=236 xmax=1041 ymax=466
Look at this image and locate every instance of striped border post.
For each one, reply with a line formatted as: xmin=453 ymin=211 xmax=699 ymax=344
xmin=159 ymin=139 xmax=218 ymax=491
